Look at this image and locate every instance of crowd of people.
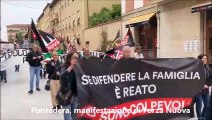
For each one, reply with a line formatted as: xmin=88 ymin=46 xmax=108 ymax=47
xmin=1 ymin=42 xmax=210 ymax=120
xmin=24 ymin=44 xmax=147 ymax=120
xmin=24 ymin=43 xmax=212 ymax=120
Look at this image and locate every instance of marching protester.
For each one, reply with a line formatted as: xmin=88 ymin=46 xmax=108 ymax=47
xmin=43 ymin=64 xmax=47 ymax=79
xmin=40 ymin=65 xmax=44 ymax=79
xmin=46 ymin=52 xmax=62 ymax=110
xmin=0 ymin=69 xmax=7 ymax=83
xmin=134 ymin=46 xmax=144 ymax=59
xmin=15 ymin=64 xmax=20 ymax=72
xmin=0 ymin=50 xmax=7 ymax=83
xmin=65 ymin=41 xmax=76 ymax=54
xmin=40 ymin=61 xmax=46 ymax=79
xmin=14 ymin=40 xmax=20 ymax=72
xmin=60 ymin=52 xmax=79 ymax=120
xmin=26 ymin=44 xmax=43 ymax=94
xmin=122 ymin=46 xmax=131 ymax=59
xmin=82 ymin=48 xmax=91 ymax=59
xmin=195 ymin=54 xmax=212 ymax=120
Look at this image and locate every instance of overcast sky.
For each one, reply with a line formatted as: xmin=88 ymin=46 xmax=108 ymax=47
xmin=1 ymin=0 xmax=52 ymax=41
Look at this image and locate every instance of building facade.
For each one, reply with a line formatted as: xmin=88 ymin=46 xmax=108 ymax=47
xmin=37 ymin=0 xmax=120 ymax=50
xmin=121 ymin=0 xmax=212 ymax=64
xmin=84 ymin=20 xmax=121 ymax=51
xmin=6 ymin=24 xmax=29 ymax=42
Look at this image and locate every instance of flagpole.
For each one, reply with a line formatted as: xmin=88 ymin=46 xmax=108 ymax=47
xmin=31 ymin=18 xmax=52 ymax=60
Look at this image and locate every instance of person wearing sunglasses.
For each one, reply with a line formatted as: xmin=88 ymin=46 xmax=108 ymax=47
xmin=60 ymin=52 xmax=79 ymax=120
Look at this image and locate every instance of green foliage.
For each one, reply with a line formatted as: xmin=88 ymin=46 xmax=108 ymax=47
xmin=16 ymin=32 xmax=24 ymax=43
xmin=8 ymin=34 xmax=13 ymax=42
xmin=89 ymin=4 xmax=121 ymax=27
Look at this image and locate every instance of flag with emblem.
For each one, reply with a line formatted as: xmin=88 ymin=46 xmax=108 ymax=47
xmin=31 ymin=19 xmax=60 ymax=53
xmin=121 ymin=28 xmax=135 ymax=47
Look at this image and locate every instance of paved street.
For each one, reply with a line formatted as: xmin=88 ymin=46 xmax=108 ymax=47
xmin=1 ymin=63 xmax=63 ymax=120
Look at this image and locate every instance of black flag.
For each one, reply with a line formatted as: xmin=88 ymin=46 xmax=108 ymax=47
xmin=111 ymin=30 xmax=121 ymax=47
xmin=108 ymin=29 xmax=135 ymax=59
xmin=31 ymin=19 xmax=48 ymax=53
xmin=121 ymin=28 xmax=135 ymax=47
xmin=31 ymin=19 xmax=60 ymax=52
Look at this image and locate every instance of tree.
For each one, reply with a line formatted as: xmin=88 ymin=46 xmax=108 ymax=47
xmin=111 ymin=4 xmax=121 ymax=19
xmin=89 ymin=4 xmax=121 ymax=27
xmin=8 ymin=34 xmax=13 ymax=42
xmin=16 ymin=32 xmax=24 ymax=44
xmin=100 ymin=28 xmax=108 ymax=52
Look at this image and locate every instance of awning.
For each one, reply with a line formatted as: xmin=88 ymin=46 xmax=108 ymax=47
xmin=191 ymin=1 xmax=212 ymax=13
xmin=128 ymin=12 xmax=156 ymax=25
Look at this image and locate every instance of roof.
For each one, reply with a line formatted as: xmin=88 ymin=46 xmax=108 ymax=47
xmin=37 ymin=12 xmax=44 ymax=22
xmin=49 ymin=0 xmax=59 ymax=8
xmin=43 ymin=3 xmax=50 ymax=11
xmin=6 ymin=24 xmax=30 ymax=28
xmin=37 ymin=3 xmax=49 ymax=22
xmin=37 ymin=0 xmax=59 ymax=22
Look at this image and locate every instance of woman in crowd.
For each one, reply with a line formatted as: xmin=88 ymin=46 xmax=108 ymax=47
xmin=46 ymin=52 xmax=62 ymax=110
xmin=60 ymin=52 xmax=79 ymax=120
xmin=195 ymin=54 xmax=212 ymax=120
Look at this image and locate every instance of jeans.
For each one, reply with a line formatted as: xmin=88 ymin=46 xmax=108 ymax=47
xmin=62 ymin=96 xmax=78 ymax=120
xmin=29 ymin=66 xmax=41 ymax=90
xmin=195 ymin=91 xmax=210 ymax=120
xmin=0 ymin=70 xmax=7 ymax=81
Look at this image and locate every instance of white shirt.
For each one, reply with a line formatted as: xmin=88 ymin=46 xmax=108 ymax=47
xmin=134 ymin=52 xmax=144 ymax=59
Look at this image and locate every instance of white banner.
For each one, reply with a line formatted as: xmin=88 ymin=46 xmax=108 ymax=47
xmin=0 ymin=49 xmax=30 ymax=71
xmin=0 ymin=49 xmax=103 ymax=71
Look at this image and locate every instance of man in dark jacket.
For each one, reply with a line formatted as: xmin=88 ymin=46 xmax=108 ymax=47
xmin=26 ymin=44 xmax=43 ymax=94
xmin=46 ymin=52 xmax=62 ymax=109
xmin=195 ymin=54 xmax=212 ymax=120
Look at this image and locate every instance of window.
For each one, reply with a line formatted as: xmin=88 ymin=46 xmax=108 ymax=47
xmin=77 ymin=11 xmax=80 ymax=18
xmin=77 ymin=17 xmax=80 ymax=26
xmin=72 ymin=0 xmax=74 ymax=2
xmin=73 ymin=20 xmax=75 ymax=27
xmin=85 ymin=41 xmax=90 ymax=47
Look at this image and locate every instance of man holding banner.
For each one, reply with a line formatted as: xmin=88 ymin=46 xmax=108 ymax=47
xmin=26 ymin=44 xmax=43 ymax=94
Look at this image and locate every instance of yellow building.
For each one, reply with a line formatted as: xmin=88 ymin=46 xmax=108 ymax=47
xmin=37 ymin=0 xmax=120 ymax=50
xmin=6 ymin=24 xmax=29 ymax=42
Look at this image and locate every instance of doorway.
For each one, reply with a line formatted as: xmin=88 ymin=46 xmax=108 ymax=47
xmin=138 ymin=15 xmax=157 ymax=59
